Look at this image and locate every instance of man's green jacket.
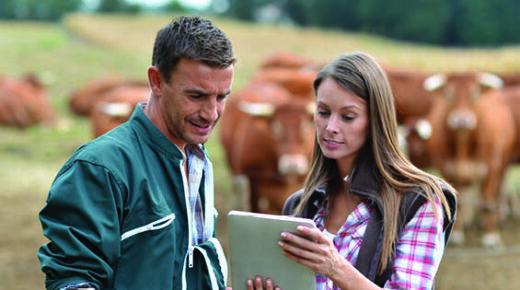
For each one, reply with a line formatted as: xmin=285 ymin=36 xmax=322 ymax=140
xmin=38 ymin=104 xmax=227 ymax=289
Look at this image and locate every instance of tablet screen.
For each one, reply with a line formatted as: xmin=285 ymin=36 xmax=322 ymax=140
xmin=227 ymin=210 xmax=316 ymax=290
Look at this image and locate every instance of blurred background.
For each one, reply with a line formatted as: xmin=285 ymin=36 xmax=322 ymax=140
xmin=1 ymin=0 xmax=520 ymax=289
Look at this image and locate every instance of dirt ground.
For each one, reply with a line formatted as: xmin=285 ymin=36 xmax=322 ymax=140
xmin=3 ymin=168 xmax=519 ymax=289
xmin=436 ymin=217 xmax=520 ymax=290
xmin=433 ymin=185 xmax=520 ymax=290
xmin=3 ymin=192 xmax=520 ymax=289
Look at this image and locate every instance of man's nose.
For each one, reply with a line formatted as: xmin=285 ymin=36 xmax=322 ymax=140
xmin=201 ymin=98 xmax=219 ymax=122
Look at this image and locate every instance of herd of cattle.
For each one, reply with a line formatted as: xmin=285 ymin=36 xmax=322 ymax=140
xmin=1 ymin=51 xmax=520 ymax=247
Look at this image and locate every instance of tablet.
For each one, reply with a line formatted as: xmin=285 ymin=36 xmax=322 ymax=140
xmin=227 ymin=210 xmax=316 ymax=290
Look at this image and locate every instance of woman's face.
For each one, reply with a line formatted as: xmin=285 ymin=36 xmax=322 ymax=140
xmin=314 ymin=77 xmax=369 ymax=175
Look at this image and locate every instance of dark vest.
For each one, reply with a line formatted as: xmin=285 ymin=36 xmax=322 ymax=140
xmin=282 ymin=156 xmax=457 ymax=287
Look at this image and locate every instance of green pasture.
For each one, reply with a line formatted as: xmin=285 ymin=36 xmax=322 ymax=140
xmin=1 ymin=13 xmax=519 ymax=289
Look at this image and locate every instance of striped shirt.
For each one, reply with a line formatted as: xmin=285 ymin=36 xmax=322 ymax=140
xmin=314 ymin=196 xmax=445 ymax=290
xmin=186 ymin=144 xmax=207 ymax=245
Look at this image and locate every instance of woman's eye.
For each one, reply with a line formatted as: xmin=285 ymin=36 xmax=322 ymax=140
xmin=343 ymin=115 xmax=355 ymax=121
xmin=317 ymin=110 xmax=330 ymax=116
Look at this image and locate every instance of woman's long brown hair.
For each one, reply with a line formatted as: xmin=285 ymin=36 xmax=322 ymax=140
xmin=294 ymin=51 xmax=455 ymax=273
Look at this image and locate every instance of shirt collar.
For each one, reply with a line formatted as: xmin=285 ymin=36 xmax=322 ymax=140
xmin=186 ymin=144 xmax=206 ymax=161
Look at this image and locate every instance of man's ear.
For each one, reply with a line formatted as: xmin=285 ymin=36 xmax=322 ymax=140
xmin=148 ymin=66 xmax=163 ymax=96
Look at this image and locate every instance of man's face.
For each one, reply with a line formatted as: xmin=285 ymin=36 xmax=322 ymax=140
xmin=158 ymin=58 xmax=234 ymax=149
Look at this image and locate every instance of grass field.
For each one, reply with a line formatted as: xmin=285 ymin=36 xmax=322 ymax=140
xmin=1 ymin=13 xmax=519 ymax=289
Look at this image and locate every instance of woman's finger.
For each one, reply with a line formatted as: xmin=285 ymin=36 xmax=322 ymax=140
xmin=278 ymin=236 xmax=327 ymax=263
xmin=297 ymin=225 xmax=332 ymax=244
xmin=280 ymin=228 xmax=331 ymax=254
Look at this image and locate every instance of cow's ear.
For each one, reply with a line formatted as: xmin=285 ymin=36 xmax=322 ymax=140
xmin=477 ymin=72 xmax=503 ymax=92
xmin=147 ymin=66 xmax=163 ymax=96
xmin=423 ymin=74 xmax=446 ymax=92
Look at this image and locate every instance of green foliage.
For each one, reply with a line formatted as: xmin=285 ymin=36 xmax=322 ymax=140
xmin=455 ymin=0 xmax=520 ymax=46
xmin=226 ymin=0 xmax=256 ymax=21
xmin=97 ymin=0 xmax=141 ymax=14
xmin=0 ymin=0 xmax=82 ymax=21
xmin=162 ymin=0 xmax=187 ymax=13
xmin=357 ymin=0 xmax=453 ymax=44
xmin=229 ymin=0 xmax=520 ymax=47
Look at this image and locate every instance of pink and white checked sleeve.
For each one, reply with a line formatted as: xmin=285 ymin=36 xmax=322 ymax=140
xmin=384 ymin=196 xmax=445 ymax=290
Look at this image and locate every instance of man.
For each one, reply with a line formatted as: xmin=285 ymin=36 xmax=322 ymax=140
xmin=38 ymin=16 xmax=235 ymax=289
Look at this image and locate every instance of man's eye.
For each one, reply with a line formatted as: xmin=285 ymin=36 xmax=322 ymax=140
xmin=217 ymin=94 xmax=228 ymax=101
xmin=189 ymin=94 xmax=204 ymax=99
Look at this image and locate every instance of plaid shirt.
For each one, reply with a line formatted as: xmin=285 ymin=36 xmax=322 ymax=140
xmin=314 ymin=195 xmax=445 ymax=290
xmin=186 ymin=144 xmax=208 ymax=245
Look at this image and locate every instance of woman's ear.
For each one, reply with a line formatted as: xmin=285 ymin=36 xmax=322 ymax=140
xmin=147 ymin=66 xmax=163 ymax=97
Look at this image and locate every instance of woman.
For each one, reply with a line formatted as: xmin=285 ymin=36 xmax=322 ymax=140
xmin=277 ymin=51 xmax=457 ymax=289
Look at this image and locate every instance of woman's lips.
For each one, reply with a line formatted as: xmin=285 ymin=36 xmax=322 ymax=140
xmin=323 ymin=138 xmax=343 ymax=149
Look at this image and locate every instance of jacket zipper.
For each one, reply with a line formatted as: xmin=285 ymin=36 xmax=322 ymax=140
xmin=180 ymin=157 xmax=196 ymax=269
xmin=188 ymin=246 xmax=194 ymax=268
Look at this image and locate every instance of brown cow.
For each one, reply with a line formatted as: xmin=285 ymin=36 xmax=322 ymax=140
xmin=251 ymin=67 xmax=317 ymax=99
xmin=424 ymin=72 xmax=516 ymax=247
xmin=260 ymin=51 xmax=323 ymax=71
xmin=384 ymin=66 xmax=433 ymax=124
xmin=69 ymin=77 xmax=147 ymax=116
xmin=398 ymin=116 xmax=433 ymax=169
xmin=497 ymin=71 xmax=520 ymax=87
xmin=489 ymin=85 xmax=520 ymax=163
xmin=383 ymin=66 xmax=435 ymax=169
xmin=219 ymin=82 xmax=315 ymax=214
xmin=0 ymin=74 xmax=54 ymax=128
xmin=90 ymin=85 xmax=150 ymax=138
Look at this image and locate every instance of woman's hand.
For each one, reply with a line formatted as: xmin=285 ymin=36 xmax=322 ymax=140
xmin=278 ymin=225 xmax=345 ymax=278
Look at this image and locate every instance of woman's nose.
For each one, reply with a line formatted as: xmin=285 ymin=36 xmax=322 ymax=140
xmin=325 ymin=116 xmax=339 ymax=134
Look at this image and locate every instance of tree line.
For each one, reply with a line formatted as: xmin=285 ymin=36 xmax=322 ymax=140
xmin=1 ymin=0 xmax=519 ymax=47
xmin=226 ymin=0 xmax=520 ymax=47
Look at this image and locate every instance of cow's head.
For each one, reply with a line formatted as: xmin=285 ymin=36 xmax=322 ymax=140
xmin=423 ymin=72 xmax=502 ymax=183
xmin=424 ymin=72 xmax=503 ymax=131
xmin=238 ymin=100 xmax=315 ymax=178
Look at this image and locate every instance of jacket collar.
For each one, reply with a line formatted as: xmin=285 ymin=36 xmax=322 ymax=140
xmin=349 ymin=151 xmax=382 ymax=206
xmin=128 ymin=103 xmax=185 ymax=160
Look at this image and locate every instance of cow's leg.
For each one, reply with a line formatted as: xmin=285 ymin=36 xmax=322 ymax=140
xmin=248 ymin=178 xmax=261 ymax=213
xmin=450 ymin=199 xmax=466 ymax=246
xmin=232 ymin=175 xmax=251 ymax=211
xmin=448 ymin=182 xmax=476 ymax=246
xmin=479 ymin=167 xmax=505 ymax=247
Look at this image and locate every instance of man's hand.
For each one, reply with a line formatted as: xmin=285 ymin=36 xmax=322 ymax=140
xmin=226 ymin=275 xmax=281 ymax=290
